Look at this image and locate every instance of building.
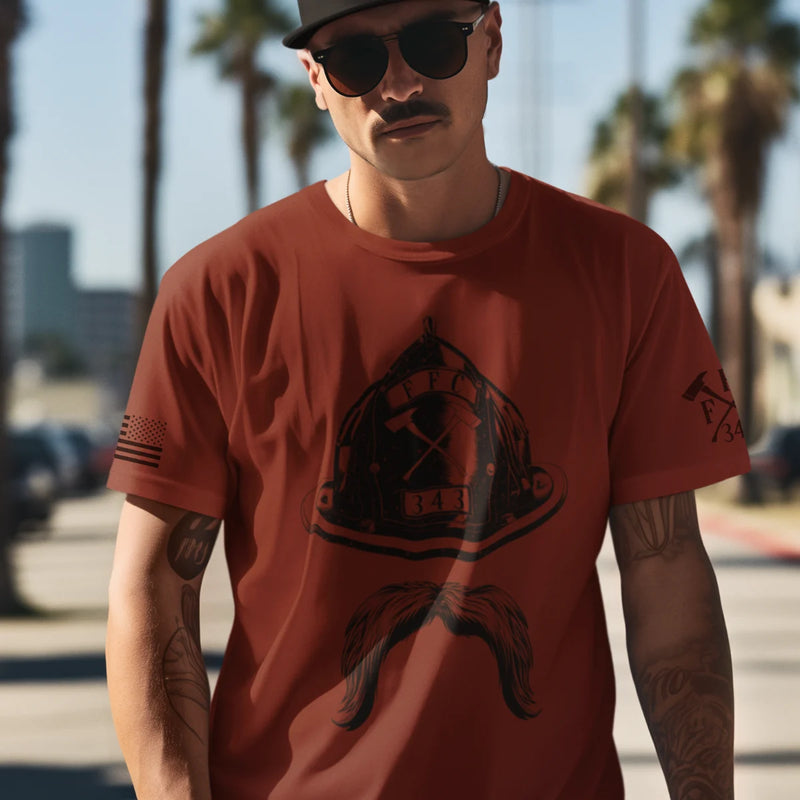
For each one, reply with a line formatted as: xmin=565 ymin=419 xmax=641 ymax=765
xmin=76 ymin=288 xmax=140 ymax=407
xmin=4 ymin=234 xmax=24 ymax=357
xmin=754 ymin=274 xmax=800 ymax=430
xmin=4 ymin=222 xmax=140 ymax=410
xmin=13 ymin=223 xmax=78 ymax=358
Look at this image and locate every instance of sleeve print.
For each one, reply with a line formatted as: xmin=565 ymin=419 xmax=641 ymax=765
xmin=113 ymin=414 xmax=168 ymax=469
xmin=681 ymin=370 xmax=745 ymax=446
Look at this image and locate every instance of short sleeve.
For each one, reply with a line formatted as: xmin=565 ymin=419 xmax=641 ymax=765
xmin=608 ymin=247 xmax=751 ymax=505
xmin=106 ymin=264 xmax=231 ymax=518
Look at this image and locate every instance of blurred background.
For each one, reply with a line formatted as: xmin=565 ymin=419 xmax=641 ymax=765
xmin=0 ymin=0 xmax=798 ymax=797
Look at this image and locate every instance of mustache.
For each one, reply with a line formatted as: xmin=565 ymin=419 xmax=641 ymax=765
xmin=335 ymin=581 xmax=540 ymax=731
xmin=374 ymin=99 xmax=451 ymax=131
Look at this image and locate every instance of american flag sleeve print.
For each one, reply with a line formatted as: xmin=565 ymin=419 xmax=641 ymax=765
xmin=114 ymin=414 xmax=167 ymax=469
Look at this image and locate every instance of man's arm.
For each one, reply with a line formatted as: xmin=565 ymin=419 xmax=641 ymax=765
xmin=106 ymin=494 xmax=221 ymax=800
xmin=608 ymin=490 xmax=734 ymax=800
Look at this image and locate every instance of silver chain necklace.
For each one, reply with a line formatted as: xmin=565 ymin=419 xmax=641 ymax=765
xmin=345 ymin=166 xmax=504 ymax=227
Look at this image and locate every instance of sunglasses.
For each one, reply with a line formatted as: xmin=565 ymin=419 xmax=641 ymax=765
xmin=312 ymin=11 xmax=487 ymax=98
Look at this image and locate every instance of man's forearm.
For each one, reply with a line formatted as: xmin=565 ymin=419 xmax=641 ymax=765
xmin=107 ymin=578 xmax=213 ymax=800
xmin=107 ymin=587 xmax=211 ymax=800
xmin=631 ymin=626 xmax=734 ymax=799
xmin=107 ymin=501 xmax=221 ymax=800
xmin=611 ymin=492 xmax=735 ymax=800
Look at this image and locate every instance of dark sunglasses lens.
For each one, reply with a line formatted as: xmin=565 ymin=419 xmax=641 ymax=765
xmin=324 ymin=36 xmax=388 ymax=97
xmin=401 ymin=21 xmax=468 ymax=79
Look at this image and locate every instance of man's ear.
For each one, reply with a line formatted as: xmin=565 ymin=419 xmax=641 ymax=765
xmin=484 ymin=3 xmax=503 ymax=81
xmin=297 ymin=50 xmax=329 ymax=110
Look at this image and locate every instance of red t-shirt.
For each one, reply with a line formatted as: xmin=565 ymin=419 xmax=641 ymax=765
xmin=108 ymin=170 xmax=750 ymax=799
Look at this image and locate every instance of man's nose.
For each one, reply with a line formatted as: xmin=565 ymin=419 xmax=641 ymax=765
xmin=377 ymin=40 xmax=424 ymax=102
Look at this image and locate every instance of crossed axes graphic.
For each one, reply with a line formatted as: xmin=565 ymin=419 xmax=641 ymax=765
xmin=385 ymin=406 xmax=481 ymax=482
xmin=682 ymin=371 xmax=737 ymax=443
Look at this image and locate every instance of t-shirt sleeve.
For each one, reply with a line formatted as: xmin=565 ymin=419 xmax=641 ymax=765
xmin=608 ymin=245 xmax=751 ymax=506
xmin=106 ymin=264 xmax=231 ymax=518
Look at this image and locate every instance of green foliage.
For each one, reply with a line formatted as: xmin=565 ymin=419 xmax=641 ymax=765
xmin=669 ymin=0 xmax=800 ymax=214
xmin=191 ymin=0 xmax=294 ymax=77
xmin=689 ymin=0 xmax=800 ymax=63
xmin=589 ymin=89 xmax=674 ymax=159
xmin=191 ymin=0 xmax=295 ymax=211
xmin=586 ymin=87 xmax=680 ymax=215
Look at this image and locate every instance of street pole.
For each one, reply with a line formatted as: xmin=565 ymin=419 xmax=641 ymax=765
xmin=627 ymin=0 xmax=647 ymax=222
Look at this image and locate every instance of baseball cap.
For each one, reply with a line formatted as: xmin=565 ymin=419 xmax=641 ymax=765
xmin=283 ymin=0 xmax=489 ymax=49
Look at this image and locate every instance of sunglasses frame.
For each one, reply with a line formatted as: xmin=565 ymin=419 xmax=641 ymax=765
xmin=311 ymin=11 xmax=487 ymax=98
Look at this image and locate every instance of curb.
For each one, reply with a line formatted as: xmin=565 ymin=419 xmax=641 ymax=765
xmin=698 ymin=507 xmax=800 ymax=562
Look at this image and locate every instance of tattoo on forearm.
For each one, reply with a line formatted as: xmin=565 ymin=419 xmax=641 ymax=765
xmin=162 ymin=585 xmax=210 ymax=744
xmin=637 ymin=645 xmax=734 ymax=800
xmin=611 ymin=492 xmax=734 ymax=796
xmin=612 ymin=492 xmax=697 ymax=564
xmin=167 ymin=513 xmax=221 ymax=580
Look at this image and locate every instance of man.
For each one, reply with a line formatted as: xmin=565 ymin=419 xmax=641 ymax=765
xmin=106 ymin=1 xmax=750 ymax=797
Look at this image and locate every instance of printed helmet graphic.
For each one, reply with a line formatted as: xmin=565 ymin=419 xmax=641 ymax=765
xmin=302 ymin=318 xmax=566 ymax=560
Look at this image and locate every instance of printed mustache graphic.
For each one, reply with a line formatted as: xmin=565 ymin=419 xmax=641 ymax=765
xmin=335 ymin=581 xmax=540 ymax=730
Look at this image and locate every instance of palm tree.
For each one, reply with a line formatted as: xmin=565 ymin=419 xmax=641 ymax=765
xmin=669 ymin=0 xmax=800 ymax=437
xmin=679 ymin=232 xmax=721 ymax=350
xmin=277 ymin=83 xmax=335 ymax=189
xmin=586 ymin=87 xmax=680 ymax=223
xmin=191 ymin=0 xmax=293 ymax=213
xmin=0 ymin=0 xmax=27 ymax=616
xmin=141 ymin=0 xmax=168 ymax=343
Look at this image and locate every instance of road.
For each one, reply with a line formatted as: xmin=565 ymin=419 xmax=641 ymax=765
xmin=0 ymin=488 xmax=798 ymax=799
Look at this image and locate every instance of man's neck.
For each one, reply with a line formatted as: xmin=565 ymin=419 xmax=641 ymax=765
xmin=325 ymin=158 xmax=508 ymax=242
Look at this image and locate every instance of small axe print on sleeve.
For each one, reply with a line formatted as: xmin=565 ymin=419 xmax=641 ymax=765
xmin=682 ymin=370 xmax=744 ymax=444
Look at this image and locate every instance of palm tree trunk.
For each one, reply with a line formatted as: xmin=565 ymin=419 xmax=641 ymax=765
xmin=141 ymin=0 xmax=168 ymax=343
xmin=706 ymin=232 xmax=721 ymax=353
xmin=0 ymin=0 xmax=27 ymax=616
xmin=714 ymin=216 xmax=746 ymax=422
xmin=296 ymin=156 xmax=310 ymax=190
xmin=627 ymin=87 xmax=647 ymax=223
xmin=718 ymin=210 xmax=760 ymax=502
xmin=712 ymin=199 xmax=761 ymax=455
xmin=740 ymin=212 xmax=758 ymax=441
xmin=242 ymin=49 xmax=259 ymax=213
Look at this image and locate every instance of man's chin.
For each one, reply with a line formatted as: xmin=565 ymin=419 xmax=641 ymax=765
xmin=370 ymin=146 xmax=455 ymax=182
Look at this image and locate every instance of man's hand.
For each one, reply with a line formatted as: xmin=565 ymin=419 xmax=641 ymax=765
xmin=609 ymin=490 xmax=734 ymax=799
xmin=106 ymin=495 xmax=221 ymax=799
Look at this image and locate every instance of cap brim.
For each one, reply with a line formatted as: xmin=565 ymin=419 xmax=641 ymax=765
xmin=283 ymin=0 xmax=405 ymax=49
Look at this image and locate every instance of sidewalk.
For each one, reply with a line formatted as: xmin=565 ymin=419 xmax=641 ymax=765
xmin=1 ymin=488 xmax=798 ymax=799
xmin=695 ymin=480 xmax=800 ymax=560
xmin=600 ymin=484 xmax=800 ymax=798
xmin=0 ymin=491 xmax=234 ymax=798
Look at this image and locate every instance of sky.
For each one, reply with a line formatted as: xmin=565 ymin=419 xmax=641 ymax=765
xmin=6 ymin=0 xmax=800 ymax=297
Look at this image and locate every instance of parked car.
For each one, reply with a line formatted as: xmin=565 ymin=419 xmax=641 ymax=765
xmin=7 ymin=428 xmax=59 ymax=538
xmin=13 ymin=423 xmax=82 ymax=497
xmin=748 ymin=425 xmax=800 ymax=501
xmin=63 ymin=424 xmax=115 ymax=491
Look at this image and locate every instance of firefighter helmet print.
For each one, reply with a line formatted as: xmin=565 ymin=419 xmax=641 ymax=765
xmin=302 ymin=317 xmax=567 ymax=560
